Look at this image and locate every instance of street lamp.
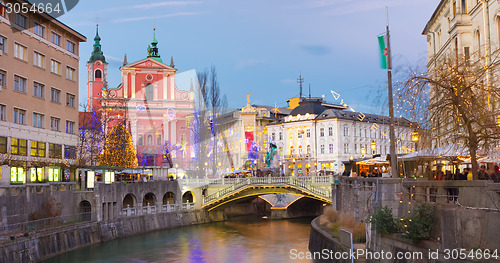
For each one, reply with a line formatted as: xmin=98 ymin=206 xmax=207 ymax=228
xmin=411 ymin=132 xmax=419 ymax=142
xmin=371 ymin=141 xmax=377 ymax=155
xmin=360 ymin=147 xmax=366 ymax=158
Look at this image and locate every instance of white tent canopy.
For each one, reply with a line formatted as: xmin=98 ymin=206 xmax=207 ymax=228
xmin=400 ymin=144 xmax=469 ymax=161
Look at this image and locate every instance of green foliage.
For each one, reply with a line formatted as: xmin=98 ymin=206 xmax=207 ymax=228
xmin=370 ymin=205 xmax=399 ymax=235
xmin=402 ymin=202 xmax=435 ymax=243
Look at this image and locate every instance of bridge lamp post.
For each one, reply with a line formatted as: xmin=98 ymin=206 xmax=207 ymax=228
xmin=314 ymin=162 xmax=317 ymax=176
xmin=175 ymin=164 xmax=178 ymax=179
xmin=292 ymin=158 xmax=296 ymax=177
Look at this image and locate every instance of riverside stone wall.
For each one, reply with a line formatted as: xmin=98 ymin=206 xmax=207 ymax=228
xmin=0 ymin=210 xmax=211 ymax=263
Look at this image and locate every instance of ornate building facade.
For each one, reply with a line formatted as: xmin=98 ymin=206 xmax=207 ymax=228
xmin=86 ymin=28 xmax=195 ymax=168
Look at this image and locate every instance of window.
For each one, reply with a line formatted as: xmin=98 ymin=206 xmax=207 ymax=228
xmin=0 ymin=35 xmax=6 ymax=53
xmin=147 ymin=135 xmax=153 ymax=145
xmin=365 ymin=129 xmax=367 ymax=138
xmin=306 ymin=145 xmax=311 ymax=155
xmin=33 ymin=112 xmax=44 ymax=128
xmin=13 ymin=108 xmax=25 ymax=124
xmin=272 ymin=132 xmax=275 ymax=141
xmin=11 ymin=138 xmax=27 ymax=155
xmin=14 ymin=14 xmax=27 ymax=28
xmin=306 ymin=129 xmax=310 ymax=138
xmin=464 ymin=47 xmax=470 ymax=63
xmin=320 ymin=144 xmax=325 ymax=154
xmin=34 ymin=23 xmax=45 ymax=38
xmin=138 ymin=135 xmax=144 ymax=145
xmin=66 ymin=67 xmax=75 ymax=81
xmin=343 ymin=127 xmax=349 ymax=136
xmin=452 ymin=0 xmax=456 ymax=16
xmin=461 ymin=0 xmax=467 ymax=13
xmin=329 ymin=127 xmax=333 ymax=136
xmin=51 ymin=88 xmax=60 ymax=103
xmin=51 ymin=59 xmax=61 ymax=75
xmin=157 ymin=134 xmax=162 ymax=145
xmin=297 ymin=130 xmax=303 ymax=138
xmin=51 ymin=32 xmax=61 ymax=46
xmin=14 ymin=43 xmax=27 ymax=61
xmin=354 ymin=144 xmax=357 ymax=153
xmin=31 ymin=141 xmax=45 ymax=157
xmin=33 ymin=82 xmax=44 ymax=98
xmin=279 ymin=132 xmax=282 ymax=140
xmin=0 ymin=70 xmax=5 ymax=88
xmin=50 ymin=117 xmax=60 ymax=131
xmin=65 ymin=146 xmax=76 ymax=159
xmin=49 ymin=143 xmax=62 ymax=158
xmin=329 ymin=144 xmax=334 ymax=154
xmin=67 ymin=40 xmax=75 ymax=53
xmin=33 ymin=51 xmax=45 ymax=68
xmin=0 ymin=137 xmax=6 ymax=153
xmin=94 ymin=69 xmax=102 ymax=79
xmin=14 ymin=75 xmax=26 ymax=92
xmin=66 ymin=121 xmax=75 ymax=134
xmin=146 ymin=83 xmax=154 ymax=100
xmin=289 ymin=146 xmax=294 ymax=156
xmin=66 ymin=93 xmax=75 ymax=107
xmin=320 ymin=128 xmax=324 ymax=137
xmin=0 ymin=104 xmax=5 ymax=121
xmin=344 ymin=143 xmax=349 ymax=154
xmin=0 ymin=3 xmax=5 ymax=18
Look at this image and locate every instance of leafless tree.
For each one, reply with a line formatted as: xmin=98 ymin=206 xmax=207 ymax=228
xmin=396 ymin=55 xmax=500 ymax=179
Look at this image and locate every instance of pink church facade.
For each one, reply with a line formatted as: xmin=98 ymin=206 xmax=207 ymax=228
xmin=87 ymin=28 xmax=195 ymax=168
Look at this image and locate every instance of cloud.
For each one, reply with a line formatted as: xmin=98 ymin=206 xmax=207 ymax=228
xmin=235 ymin=59 xmax=266 ymax=70
xmin=112 ymin=12 xmax=199 ymax=23
xmin=299 ymin=44 xmax=331 ymax=56
xmin=287 ymin=0 xmax=409 ymax=16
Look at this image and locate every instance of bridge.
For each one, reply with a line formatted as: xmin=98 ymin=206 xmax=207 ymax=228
xmin=178 ymin=176 xmax=334 ymax=211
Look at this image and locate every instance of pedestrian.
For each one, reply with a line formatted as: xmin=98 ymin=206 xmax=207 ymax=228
xmin=491 ymin=166 xmax=500 ymax=183
xmin=478 ymin=165 xmax=489 ymax=180
xmin=460 ymin=168 xmax=468 ymax=180
xmin=436 ymin=170 xmax=444 ymax=180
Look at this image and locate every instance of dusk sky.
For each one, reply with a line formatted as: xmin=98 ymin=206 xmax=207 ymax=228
xmin=58 ymin=0 xmax=437 ymax=115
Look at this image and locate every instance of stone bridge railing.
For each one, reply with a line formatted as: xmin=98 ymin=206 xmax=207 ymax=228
xmin=120 ymin=202 xmax=195 ymax=217
xmin=179 ymin=175 xmax=335 ymax=188
xmin=202 ymin=176 xmax=333 ymax=206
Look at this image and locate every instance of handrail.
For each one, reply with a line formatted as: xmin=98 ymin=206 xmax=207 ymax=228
xmin=202 ymin=176 xmax=332 ymax=205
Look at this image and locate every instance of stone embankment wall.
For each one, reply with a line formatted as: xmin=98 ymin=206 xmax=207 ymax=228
xmin=330 ymin=176 xmax=500 ymax=262
xmin=308 ymin=217 xmax=351 ymax=263
xmin=0 ymin=210 xmax=211 ymax=263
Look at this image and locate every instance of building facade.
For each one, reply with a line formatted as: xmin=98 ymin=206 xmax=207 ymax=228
xmin=267 ymin=98 xmax=416 ymax=175
xmin=214 ymin=96 xmax=290 ymax=175
xmin=86 ymin=29 xmax=195 ymax=168
xmin=0 ymin=0 xmax=86 ymax=185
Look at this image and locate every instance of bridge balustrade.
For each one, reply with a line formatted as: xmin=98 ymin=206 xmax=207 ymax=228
xmin=162 ymin=204 xmax=177 ymax=212
xmin=142 ymin=203 xmax=156 ymax=214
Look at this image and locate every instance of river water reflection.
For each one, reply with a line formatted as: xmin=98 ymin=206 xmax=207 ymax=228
xmin=42 ymin=216 xmax=314 ymax=263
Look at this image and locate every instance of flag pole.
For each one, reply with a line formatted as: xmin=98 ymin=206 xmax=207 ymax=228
xmin=386 ymin=7 xmax=398 ymax=178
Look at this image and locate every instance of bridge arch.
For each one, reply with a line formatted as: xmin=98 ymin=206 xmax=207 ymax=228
xmin=143 ymin=192 xmax=156 ymax=206
xmin=123 ymin=193 xmax=137 ymax=208
xmin=182 ymin=191 xmax=194 ymax=203
xmin=163 ymin=192 xmax=176 ymax=204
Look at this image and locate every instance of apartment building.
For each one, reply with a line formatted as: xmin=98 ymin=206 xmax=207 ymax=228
xmin=0 ymin=0 xmax=86 ymax=185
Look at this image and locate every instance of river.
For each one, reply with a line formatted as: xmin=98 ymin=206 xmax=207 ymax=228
xmin=41 ymin=216 xmax=314 ymax=263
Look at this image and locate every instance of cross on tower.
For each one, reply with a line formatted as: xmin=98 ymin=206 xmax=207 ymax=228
xmin=297 ymin=74 xmax=304 ymax=98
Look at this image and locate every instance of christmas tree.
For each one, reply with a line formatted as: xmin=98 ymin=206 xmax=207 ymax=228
xmin=99 ymin=123 xmax=138 ymax=168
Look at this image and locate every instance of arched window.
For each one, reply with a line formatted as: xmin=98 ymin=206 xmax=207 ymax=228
xmin=290 ymin=146 xmax=294 ymax=156
xmin=94 ymin=69 xmax=102 ymax=79
xmin=145 ymin=83 xmax=154 ymax=100
xmin=298 ymin=145 xmax=303 ymax=156
xmin=147 ymin=135 xmax=153 ymax=145
xmin=306 ymin=145 xmax=311 ymax=155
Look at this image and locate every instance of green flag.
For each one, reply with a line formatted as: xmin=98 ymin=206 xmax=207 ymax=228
xmin=378 ymin=35 xmax=388 ymax=69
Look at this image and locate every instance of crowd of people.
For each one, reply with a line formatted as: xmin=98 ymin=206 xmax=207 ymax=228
xmin=432 ymin=165 xmax=500 ymax=183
